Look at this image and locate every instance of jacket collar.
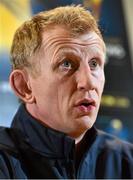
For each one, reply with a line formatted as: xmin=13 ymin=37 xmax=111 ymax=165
xmin=11 ymin=103 xmax=97 ymax=159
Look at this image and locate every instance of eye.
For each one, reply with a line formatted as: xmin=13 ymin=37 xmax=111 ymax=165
xmin=59 ymin=60 xmax=73 ymax=70
xmin=89 ymin=58 xmax=99 ymax=70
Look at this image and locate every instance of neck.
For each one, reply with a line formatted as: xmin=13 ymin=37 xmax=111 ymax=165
xmin=75 ymin=132 xmax=86 ymax=146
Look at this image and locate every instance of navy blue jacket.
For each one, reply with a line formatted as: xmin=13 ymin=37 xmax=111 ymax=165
xmin=0 ymin=104 xmax=133 ymax=178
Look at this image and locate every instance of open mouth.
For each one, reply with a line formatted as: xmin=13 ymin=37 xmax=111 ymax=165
xmin=80 ymin=102 xmax=93 ymax=107
xmin=75 ymin=99 xmax=96 ymax=113
xmin=77 ymin=99 xmax=95 ymax=107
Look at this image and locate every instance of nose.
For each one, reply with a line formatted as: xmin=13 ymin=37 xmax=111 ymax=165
xmin=76 ymin=64 xmax=96 ymax=91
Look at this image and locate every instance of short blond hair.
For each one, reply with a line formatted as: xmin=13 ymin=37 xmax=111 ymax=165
xmin=10 ymin=5 xmax=102 ymax=71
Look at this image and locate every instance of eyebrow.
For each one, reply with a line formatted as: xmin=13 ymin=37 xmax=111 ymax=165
xmin=52 ymin=47 xmax=81 ymax=69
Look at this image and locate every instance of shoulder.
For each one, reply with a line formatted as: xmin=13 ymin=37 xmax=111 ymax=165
xmin=95 ymin=129 xmax=133 ymax=162
xmin=0 ymin=127 xmax=18 ymax=155
xmin=85 ymin=128 xmax=133 ymax=178
xmin=96 ymin=129 xmax=133 ymax=149
xmin=0 ymin=127 xmax=26 ymax=178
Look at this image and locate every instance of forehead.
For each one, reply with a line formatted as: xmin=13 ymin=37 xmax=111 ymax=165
xmin=40 ymin=26 xmax=105 ymax=54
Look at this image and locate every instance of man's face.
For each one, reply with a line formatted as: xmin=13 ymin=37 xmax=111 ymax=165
xmin=28 ymin=27 xmax=105 ymax=138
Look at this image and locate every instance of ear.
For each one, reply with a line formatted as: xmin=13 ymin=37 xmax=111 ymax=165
xmin=9 ymin=69 xmax=35 ymax=104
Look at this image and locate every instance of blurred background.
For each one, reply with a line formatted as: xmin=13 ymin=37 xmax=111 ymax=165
xmin=0 ymin=0 xmax=133 ymax=143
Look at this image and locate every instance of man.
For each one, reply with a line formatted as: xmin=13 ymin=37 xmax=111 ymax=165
xmin=0 ymin=5 xmax=133 ymax=179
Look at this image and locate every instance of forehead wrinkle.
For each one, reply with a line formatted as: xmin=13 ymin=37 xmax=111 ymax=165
xmin=40 ymin=33 xmax=106 ymax=64
xmin=87 ymin=45 xmax=105 ymax=57
xmin=41 ymin=33 xmax=105 ymax=50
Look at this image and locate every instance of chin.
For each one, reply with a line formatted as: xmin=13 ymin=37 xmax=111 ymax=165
xmin=68 ymin=117 xmax=94 ymax=137
xmin=80 ymin=115 xmax=95 ymax=127
xmin=69 ymin=122 xmax=92 ymax=139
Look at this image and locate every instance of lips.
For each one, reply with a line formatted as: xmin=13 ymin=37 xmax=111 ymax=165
xmin=75 ymin=98 xmax=96 ymax=114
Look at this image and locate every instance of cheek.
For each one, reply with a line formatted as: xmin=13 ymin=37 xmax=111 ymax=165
xmin=44 ymin=78 xmax=68 ymax=109
xmin=96 ymin=72 xmax=105 ymax=96
xmin=57 ymin=79 xmax=76 ymax=108
xmin=99 ymin=70 xmax=105 ymax=87
xmin=31 ymin=76 xmax=58 ymax=106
